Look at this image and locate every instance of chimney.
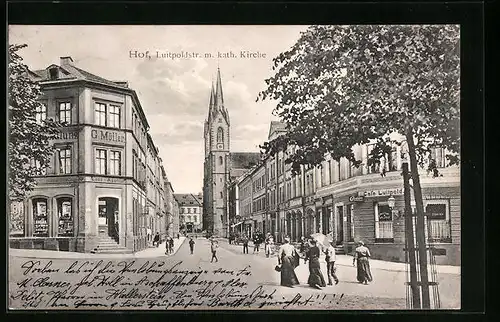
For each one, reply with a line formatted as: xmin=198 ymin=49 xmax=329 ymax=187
xmin=60 ymin=56 xmax=74 ymax=66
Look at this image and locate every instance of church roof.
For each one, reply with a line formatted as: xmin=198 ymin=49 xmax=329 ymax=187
xmin=173 ymin=194 xmax=202 ymax=207
xmin=230 ymin=152 xmax=261 ymax=170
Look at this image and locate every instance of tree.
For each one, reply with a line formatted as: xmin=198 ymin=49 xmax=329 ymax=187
xmin=257 ymin=25 xmax=460 ymax=308
xmin=8 ymin=44 xmax=60 ymax=201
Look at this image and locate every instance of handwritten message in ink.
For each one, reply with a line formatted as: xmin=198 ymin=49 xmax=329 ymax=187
xmin=8 ymin=259 xmax=345 ymax=310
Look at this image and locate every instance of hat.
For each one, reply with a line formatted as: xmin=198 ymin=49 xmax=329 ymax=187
xmin=284 ymin=237 xmax=290 ymax=242
xmin=357 ymin=240 xmax=365 ymax=246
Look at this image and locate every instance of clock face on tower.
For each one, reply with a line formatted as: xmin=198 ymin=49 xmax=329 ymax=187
xmin=217 ymin=143 xmax=224 ymax=150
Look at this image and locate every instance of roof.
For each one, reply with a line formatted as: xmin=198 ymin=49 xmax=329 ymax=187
xmin=268 ymin=121 xmax=287 ymax=140
xmin=29 ymin=57 xmax=150 ymax=130
xmin=173 ymin=194 xmax=202 ymax=207
xmin=230 ymin=152 xmax=261 ymax=169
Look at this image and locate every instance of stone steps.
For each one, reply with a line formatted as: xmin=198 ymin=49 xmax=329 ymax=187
xmin=91 ymin=236 xmax=132 ymax=254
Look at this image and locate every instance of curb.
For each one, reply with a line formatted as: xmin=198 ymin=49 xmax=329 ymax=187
xmin=8 ymin=237 xmax=188 ymax=260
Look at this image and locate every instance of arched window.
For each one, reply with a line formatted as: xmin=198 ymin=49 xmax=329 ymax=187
xmin=219 ymin=156 xmax=223 ymax=165
xmin=57 ymin=197 xmax=74 ymax=236
xmin=217 ymin=127 xmax=224 ymax=143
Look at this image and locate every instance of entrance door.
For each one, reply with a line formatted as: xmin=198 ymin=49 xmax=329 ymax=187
xmin=336 ymin=205 xmax=344 ymax=245
xmin=98 ymin=197 xmax=119 ymax=242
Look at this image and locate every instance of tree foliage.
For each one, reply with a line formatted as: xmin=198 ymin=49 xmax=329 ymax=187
xmin=257 ymin=25 xmax=460 ymax=175
xmin=9 ymin=44 xmax=60 ymax=201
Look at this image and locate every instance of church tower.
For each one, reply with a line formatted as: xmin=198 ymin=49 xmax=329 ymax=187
xmin=203 ymin=68 xmax=230 ymax=237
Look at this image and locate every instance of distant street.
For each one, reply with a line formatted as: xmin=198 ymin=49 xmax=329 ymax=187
xmin=9 ymin=237 xmax=459 ymax=310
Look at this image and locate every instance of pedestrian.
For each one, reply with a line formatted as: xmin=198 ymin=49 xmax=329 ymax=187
xmin=169 ymin=236 xmax=174 ymax=253
xmin=276 ymin=237 xmax=300 ymax=288
xmin=177 ymin=233 xmax=180 ymax=239
xmin=353 ymin=240 xmax=373 ymax=285
xmin=165 ymin=236 xmax=170 ymax=255
xmin=210 ymin=238 xmax=219 ymax=263
xmin=265 ymin=233 xmax=274 ymax=258
xmin=147 ymin=227 xmax=152 ymax=245
xmin=299 ymin=236 xmax=309 ymax=264
xmin=253 ymin=232 xmax=261 ymax=253
xmin=189 ymin=237 xmax=195 ymax=254
xmin=324 ymin=242 xmax=339 ymax=285
xmin=242 ymin=235 xmax=249 ymax=254
xmin=153 ymin=232 xmax=160 ymax=247
xmin=305 ymin=239 xmax=327 ymax=290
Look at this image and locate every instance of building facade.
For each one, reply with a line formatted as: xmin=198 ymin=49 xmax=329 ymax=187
xmin=231 ymin=121 xmax=460 ymax=265
xmin=202 ymin=68 xmax=260 ymax=237
xmin=174 ymin=193 xmax=203 ymax=233
xmin=9 ymin=56 xmax=173 ymax=253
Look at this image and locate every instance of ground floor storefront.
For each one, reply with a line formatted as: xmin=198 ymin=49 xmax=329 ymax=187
xmin=8 ymin=175 xmax=160 ymax=253
xmin=243 ymin=173 xmax=460 ymax=265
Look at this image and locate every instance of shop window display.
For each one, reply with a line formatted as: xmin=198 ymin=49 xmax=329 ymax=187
xmin=33 ymin=198 xmax=49 ymax=237
xmin=57 ymin=197 xmax=73 ymax=236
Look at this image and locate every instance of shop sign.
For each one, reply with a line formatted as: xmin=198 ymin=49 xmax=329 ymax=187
xmin=91 ymin=129 xmax=125 ymax=144
xmin=349 ymin=195 xmax=365 ymax=202
xmin=92 ymin=176 xmax=124 ymax=184
xmin=55 ymin=130 xmax=79 ymax=141
xmin=363 ymin=188 xmax=403 ymax=197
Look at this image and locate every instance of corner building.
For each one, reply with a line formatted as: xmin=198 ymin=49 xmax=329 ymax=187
xmin=9 ymin=56 xmax=168 ymax=253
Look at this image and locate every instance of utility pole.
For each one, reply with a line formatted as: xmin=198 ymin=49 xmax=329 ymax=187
xmin=403 ymin=161 xmax=421 ymax=308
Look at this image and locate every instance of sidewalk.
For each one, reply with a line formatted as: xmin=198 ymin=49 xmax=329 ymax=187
xmin=218 ymin=238 xmax=460 ymax=275
xmin=8 ymin=237 xmax=187 ymax=260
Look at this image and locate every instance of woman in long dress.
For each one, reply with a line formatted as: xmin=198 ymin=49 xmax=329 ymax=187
xmin=305 ymin=239 xmax=326 ymax=289
xmin=277 ymin=237 xmax=299 ymax=287
xmin=352 ymin=240 xmax=373 ymax=285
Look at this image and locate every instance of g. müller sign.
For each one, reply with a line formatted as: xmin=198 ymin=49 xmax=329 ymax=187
xmin=91 ymin=129 xmax=125 ymax=144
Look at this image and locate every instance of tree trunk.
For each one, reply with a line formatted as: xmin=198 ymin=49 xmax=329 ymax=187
xmin=406 ymin=127 xmax=431 ymax=309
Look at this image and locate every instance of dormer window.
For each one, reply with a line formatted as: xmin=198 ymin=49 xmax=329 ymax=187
xmin=49 ymin=67 xmax=58 ymax=80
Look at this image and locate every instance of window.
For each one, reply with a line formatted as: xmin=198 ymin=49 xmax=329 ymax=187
xmin=32 ymin=198 xmax=48 ymax=237
xmin=58 ymin=147 xmax=72 ymax=174
xmin=217 ymin=127 xmax=224 ymax=143
xmin=109 ymin=105 xmax=121 ymax=128
xmin=57 ymin=197 xmax=73 ymax=236
xmin=219 ymin=156 xmax=223 ymax=165
xmin=194 ymin=216 xmax=197 ymax=223
xmin=94 ymin=102 xmax=107 ymax=126
xmin=425 ymin=202 xmax=451 ymax=243
xmin=35 ymin=103 xmax=47 ymax=124
xmin=187 ymin=215 xmax=191 ymax=222
xmin=95 ymin=149 xmax=107 ymax=174
xmin=187 ymin=208 xmax=191 ymax=214
xmin=374 ymin=203 xmax=393 ymax=242
xmin=430 ymin=147 xmax=447 ymax=168
xmin=109 ymin=151 xmax=121 ymax=175
xmin=58 ymin=102 xmax=72 ymax=124
xmin=49 ymin=67 xmax=58 ymax=80
xmin=220 ymin=191 xmax=223 ymax=198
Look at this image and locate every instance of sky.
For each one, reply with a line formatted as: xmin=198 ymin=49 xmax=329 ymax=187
xmin=8 ymin=25 xmax=308 ymax=193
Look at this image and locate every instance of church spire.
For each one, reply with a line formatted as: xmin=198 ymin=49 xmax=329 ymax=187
xmin=215 ymin=67 xmax=224 ymax=111
xmin=208 ymin=80 xmax=216 ymax=120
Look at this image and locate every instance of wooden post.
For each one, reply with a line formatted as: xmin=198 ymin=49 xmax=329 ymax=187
xmin=403 ymin=161 xmax=421 ymax=308
xmin=406 ymin=128 xmax=431 ymax=309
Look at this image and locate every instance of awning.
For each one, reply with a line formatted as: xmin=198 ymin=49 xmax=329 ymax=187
xmin=231 ymin=222 xmax=243 ymax=228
